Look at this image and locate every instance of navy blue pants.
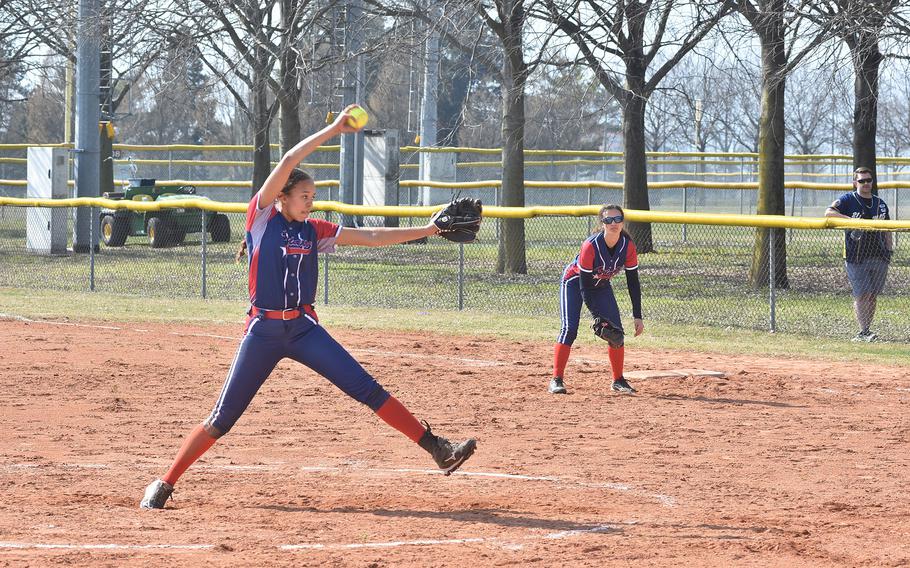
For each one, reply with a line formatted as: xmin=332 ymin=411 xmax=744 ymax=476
xmin=205 ymin=315 xmax=390 ymax=435
xmin=557 ymin=272 xmax=622 ymax=346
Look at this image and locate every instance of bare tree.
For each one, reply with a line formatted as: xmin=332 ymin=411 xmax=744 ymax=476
xmin=473 ymin=0 xmax=560 ymax=274
xmin=644 ymin=88 xmax=685 ymax=153
xmin=166 ymin=0 xmax=282 ymax=194
xmin=539 ymin=0 xmax=736 ymax=253
xmin=786 ymin=67 xmax=836 ymax=155
xmin=0 ymin=3 xmax=38 ymax=95
xmin=10 ymin=0 xmax=175 ymax=119
xmin=365 ymin=0 xmax=553 ymax=274
xmin=660 ymin=57 xmax=754 ymax=154
xmin=878 ymin=61 xmax=910 ymax=156
xmin=802 ymin=0 xmax=910 ymax=194
xmin=733 ymin=0 xmax=835 ymax=289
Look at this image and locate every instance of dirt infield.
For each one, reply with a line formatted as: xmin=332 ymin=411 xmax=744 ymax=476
xmin=1 ymin=317 xmax=908 ymax=567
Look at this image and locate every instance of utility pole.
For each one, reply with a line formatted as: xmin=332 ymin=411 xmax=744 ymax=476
xmin=418 ymin=4 xmax=440 ymax=205
xmin=338 ymin=0 xmax=363 ymax=227
xmin=73 ymin=0 xmax=101 ymax=253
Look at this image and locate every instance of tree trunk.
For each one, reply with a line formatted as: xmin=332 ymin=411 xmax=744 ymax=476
xmin=622 ymin=67 xmax=653 ymax=253
xmin=749 ymin=14 xmax=789 ymax=290
xmin=852 ymin=34 xmax=881 ymax=193
xmin=278 ymin=66 xmax=302 ymax=156
xmin=496 ymin=3 xmax=527 ymax=275
xmin=278 ymin=0 xmax=302 ymax=155
xmin=251 ymin=68 xmax=272 ymax=197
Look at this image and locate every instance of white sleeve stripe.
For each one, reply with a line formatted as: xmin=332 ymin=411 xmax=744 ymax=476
xmin=316 ymin=224 xmax=343 ymax=254
xmin=625 ymin=264 xmax=639 ymax=271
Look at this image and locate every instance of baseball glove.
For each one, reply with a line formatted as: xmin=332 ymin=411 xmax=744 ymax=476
xmin=592 ymin=317 xmax=624 ymax=348
xmin=431 ymin=197 xmax=482 ymax=243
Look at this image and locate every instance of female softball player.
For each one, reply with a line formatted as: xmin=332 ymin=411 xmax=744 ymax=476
xmin=140 ymin=107 xmax=476 ymax=509
xmin=549 ymin=204 xmax=644 ymax=395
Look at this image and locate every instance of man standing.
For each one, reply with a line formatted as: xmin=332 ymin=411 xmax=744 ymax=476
xmin=825 ymin=167 xmax=893 ymax=341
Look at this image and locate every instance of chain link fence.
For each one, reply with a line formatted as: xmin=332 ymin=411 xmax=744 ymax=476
xmin=2 ymin=203 xmax=908 ymax=342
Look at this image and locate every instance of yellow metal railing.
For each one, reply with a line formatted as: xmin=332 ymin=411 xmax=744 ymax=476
xmin=3 ymin=196 xmax=910 ymax=231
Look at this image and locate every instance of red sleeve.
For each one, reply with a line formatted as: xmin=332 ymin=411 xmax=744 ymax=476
xmin=577 ymin=240 xmax=595 ymax=271
xmin=625 ymin=240 xmax=639 ymax=270
xmin=309 ymin=217 xmax=340 ymax=240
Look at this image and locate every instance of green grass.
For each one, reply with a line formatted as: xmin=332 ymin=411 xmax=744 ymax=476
xmin=3 ymin=208 xmax=909 ymax=343
xmin=2 ymin=287 xmax=909 ymax=365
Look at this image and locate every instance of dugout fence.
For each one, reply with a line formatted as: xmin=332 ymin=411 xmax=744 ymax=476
xmin=1 ymin=197 xmax=909 ymax=342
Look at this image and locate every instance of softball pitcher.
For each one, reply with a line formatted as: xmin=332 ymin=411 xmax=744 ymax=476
xmin=549 ymin=204 xmax=644 ymax=395
xmin=140 ymin=107 xmax=477 ymax=509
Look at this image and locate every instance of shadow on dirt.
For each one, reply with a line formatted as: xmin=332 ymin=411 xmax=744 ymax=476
xmin=654 ymin=394 xmax=806 ymax=408
xmin=255 ymin=504 xmax=623 ymax=533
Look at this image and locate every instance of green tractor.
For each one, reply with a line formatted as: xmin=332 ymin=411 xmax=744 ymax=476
xmin=99 ymin=179 xmax=231 ymax=248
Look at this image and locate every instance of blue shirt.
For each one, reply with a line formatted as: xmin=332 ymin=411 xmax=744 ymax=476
xmin=829 ymin=191 xmax=890 ymax=263
xmin=245 ymin=193 xmax=341 ymax=309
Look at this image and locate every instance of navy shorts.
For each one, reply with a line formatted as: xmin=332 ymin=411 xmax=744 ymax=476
xmin=846 ymin=258 xmax=889 ymax=297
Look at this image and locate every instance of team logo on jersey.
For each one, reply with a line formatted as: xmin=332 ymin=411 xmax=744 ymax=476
xmin=281 ymin=230 xmax=313 ymax=256
xmin=593 ymin=267 xmax=621 ymax=283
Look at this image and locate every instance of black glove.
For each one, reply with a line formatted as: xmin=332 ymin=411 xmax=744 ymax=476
xmin=431 ymin=197 xmax=482 ymax=243
xmin=592 ymin=317 xmax=624 ymax=348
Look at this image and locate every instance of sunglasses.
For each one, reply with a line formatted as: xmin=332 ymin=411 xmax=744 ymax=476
xmin=856 ymin=178 xmax=873 ymax=184
xmin=601 ymin=215 xmax=624 ymax=224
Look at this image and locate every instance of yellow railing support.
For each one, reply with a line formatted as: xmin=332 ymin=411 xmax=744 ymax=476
xmin=4 ymin=197 xmax=910 ymax=231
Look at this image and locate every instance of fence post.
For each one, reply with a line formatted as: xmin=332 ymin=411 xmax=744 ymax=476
xmin=200 ymin=209 xmax=207 ymax=299
xmin=495 ymin=185 xmax=501 ymax=241
xmin=682 ymin=186 xmax=688 ymax=243
xmin=89 ymin=206 xmax=95 ymax=291
xmin=769 ymin=229 xmax=776 ymax=333
xmin=586 ymin=184 xmax=592 ymax=235
xmin=458 ymin=242 xmax=464 ymax=310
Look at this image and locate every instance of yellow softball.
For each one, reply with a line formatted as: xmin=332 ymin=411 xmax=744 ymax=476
xmin=347 ymin=106 xmax=369 ymax=129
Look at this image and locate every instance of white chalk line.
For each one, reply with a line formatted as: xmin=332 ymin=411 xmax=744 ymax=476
xmin=0 ymin=542 xmax=213 ymax=551
xmin=280 ymin=524 xmax=618 ymax=551
xmin=1 ymin=460 xmax=653 ymax=555
xmin=4 ymin=462 xmax=675 ymax=508
xmin=0 ymin=525 xmax=620 ymax=554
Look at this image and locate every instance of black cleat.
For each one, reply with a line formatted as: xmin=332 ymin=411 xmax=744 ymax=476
xmin=140 ymin=479 xmax=174 ymax=509
xmin=611 ymin=376 xmax=636 ymax=394
xmin=548 ymin=377 xmax=568 ymax=394
xmin=852 ymin=330 xmax=877 ymax=342
xmin=418 ymin=422 xmax=477 ymax=476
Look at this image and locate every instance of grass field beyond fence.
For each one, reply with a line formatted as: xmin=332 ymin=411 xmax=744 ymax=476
xmin=2 ymin=205 xmax=909 ymax=343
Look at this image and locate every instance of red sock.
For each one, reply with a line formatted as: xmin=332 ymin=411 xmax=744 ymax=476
xmin=608 ymin=345 xmax=624 ymax=380
xmin=553 ymin=343 xmax=571 ymax=378
xmin=161 ymin=425 xmax=217 ymax=486
xmin=375 ymin=396 xmax=427 ymax=443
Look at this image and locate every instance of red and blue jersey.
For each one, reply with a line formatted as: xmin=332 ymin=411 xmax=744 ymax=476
xmin=245 ymin=193 xmax=341 ymax=309
xmin=563 ymin=231 xmax=639 ymax=285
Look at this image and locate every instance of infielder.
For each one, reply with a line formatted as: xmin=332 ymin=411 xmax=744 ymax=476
xmin=550 ymin=204 xmax=644 ymax=395
xmin=141 ymin=107 xmax=479 ymax=509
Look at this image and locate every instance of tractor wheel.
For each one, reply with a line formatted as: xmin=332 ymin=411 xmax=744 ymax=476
xmin=210 ymin=214 xmax=231 ymax=243
xmin=147 ymin=217 xmax=177 ymax=248
xmin=101 ymin=214 xmax=129 ymax=247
